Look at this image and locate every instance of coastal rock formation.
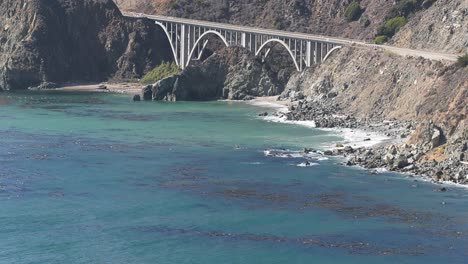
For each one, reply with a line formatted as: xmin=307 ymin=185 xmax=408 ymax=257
xmin=145 ymin=47 xmax=283 ymax=101
xmin=283 ymin=46 xmax=467 ymax=181
xmin=0 ymin=0 xmax=172 ymax=91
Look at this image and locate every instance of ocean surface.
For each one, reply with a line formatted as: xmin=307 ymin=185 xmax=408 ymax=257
xmin=0 ymin=91 xmax=467 ymax=264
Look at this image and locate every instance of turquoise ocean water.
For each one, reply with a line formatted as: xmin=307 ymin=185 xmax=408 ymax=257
xmin=0 ymin=91 xmax=467 ymax=264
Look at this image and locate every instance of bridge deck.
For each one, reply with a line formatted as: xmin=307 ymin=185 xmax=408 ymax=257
xmin=123 ymin=12 xmax=355 ymax=45
xmin=123 ymin=11 xmax=459 ymax=62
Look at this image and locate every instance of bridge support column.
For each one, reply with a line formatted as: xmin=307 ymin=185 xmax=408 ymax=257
xmin=179 ymin=24 xmax=187 ymax=69
xmin=306 ymin=41 xmax=312 ymax=67
xmin=241 ymin=33 xmax=247 ymax=48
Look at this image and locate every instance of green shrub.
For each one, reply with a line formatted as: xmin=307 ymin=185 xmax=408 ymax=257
xmin=374 ymin=35 xmax=388 ymax=44
xmin=344 ymin=1 xmax=363 ymax=22
xmin=456 ymin=54 xmax=468 ymax=68
xmin=141 ymin=62 xmax=180 ymax=84
xmin=377 ymin=16 xmax=407 ymax=37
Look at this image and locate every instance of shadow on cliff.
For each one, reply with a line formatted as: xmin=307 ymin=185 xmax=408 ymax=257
xmin=0 ymin=0 xmax=173 ymax=91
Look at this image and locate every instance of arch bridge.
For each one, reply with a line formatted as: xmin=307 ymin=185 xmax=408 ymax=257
xmin=124 ymin=12 xmax=348 ymax=72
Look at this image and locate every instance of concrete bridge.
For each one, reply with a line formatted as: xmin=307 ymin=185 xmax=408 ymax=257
xmin=123 ymin=12 xmax=459 ymax=71
xmin=123 ymin=12 xmax=351 ymax=72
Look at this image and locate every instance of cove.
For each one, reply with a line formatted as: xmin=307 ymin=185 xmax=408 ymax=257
xmin=0 ymin=91 xmax=467 ymax=264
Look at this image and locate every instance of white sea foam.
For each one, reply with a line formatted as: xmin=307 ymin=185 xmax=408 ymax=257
xmin=262 ymin=114 xmax=317 ymax=129
xmin=245 ymin=100 xmax=289 ymax=112
xmin=261 ymin=113 xmax=390 ymax=148
xmin=296 ymin=162 xmax=319 ymax=167
xmin=320 ymin=127 xmax=392 ymax=149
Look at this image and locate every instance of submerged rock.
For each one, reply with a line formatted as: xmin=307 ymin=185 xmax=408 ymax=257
xmin=133 ymin=95 xmax=141 ymax=102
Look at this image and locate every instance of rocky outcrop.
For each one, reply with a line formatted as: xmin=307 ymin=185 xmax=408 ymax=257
xmin=0 ymin=0 xmax=172 ymax=91
xmin=143 ymin=47 xmax=283 ymax=101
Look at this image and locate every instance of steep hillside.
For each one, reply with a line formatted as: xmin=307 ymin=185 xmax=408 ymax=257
xmin=115 ymin=0 xmax=391 ymax=41
xmin=392 ymin=0 xmax=468 ymax=53
xmin=114 ymin=0 xmax=467 ymax=54
xmin=0 ymin=0 xmax=172 ymax=91
xmin=286 ymin=47 xmax=467 ymax=138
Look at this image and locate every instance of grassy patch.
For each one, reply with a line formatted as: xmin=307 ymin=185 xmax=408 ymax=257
xmin=374 ymin=35 xmax=388 ymax=44
xmin=141 ymin=62 xmax=180 ymax=84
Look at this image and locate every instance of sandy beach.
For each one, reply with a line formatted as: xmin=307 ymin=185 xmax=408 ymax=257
xmin=55 ymin=83 xmax=142 ymax=95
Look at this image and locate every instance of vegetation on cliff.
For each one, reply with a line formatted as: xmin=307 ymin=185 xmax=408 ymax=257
xmin=456 ymin=54 xmax=468 ymax=68
xmin=141 ymin=62 xmax=180 ymax=84
xmin=344 ymin=1 xmax=363 ymax=22
xmin=375 ymin=16 xmax=407 ymax=43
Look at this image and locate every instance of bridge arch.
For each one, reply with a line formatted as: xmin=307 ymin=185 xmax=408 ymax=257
xmin=186 ymin=30 xmax=230 ymax=67
xmin=323 ymin=46 xmax=343 ymax=62
xmin=255 ymin=39 xmax=300 ymax=72
xmin=154 ymin=21 xmax=180 ymax=66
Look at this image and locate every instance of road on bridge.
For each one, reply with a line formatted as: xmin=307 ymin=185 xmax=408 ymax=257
xmin=123 ymin=11 xmax=460 ymax=62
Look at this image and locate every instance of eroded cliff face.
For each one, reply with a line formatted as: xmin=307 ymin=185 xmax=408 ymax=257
xmin=392 ymin=0 xmax=468 ymax=53
xmin=0 ymin=0 xmax=172 ymax=91
xmin=286 ymin=47 xmax=467 ymax=139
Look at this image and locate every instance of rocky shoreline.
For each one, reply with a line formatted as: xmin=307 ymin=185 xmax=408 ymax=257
xmin=258 ymin=95 xmax=468 ymax=187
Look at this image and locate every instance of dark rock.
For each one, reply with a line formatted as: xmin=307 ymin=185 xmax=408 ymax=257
xmin=303 ymin=148 xmax=313 ymax=154
xmin=434 ymin=187 xmax=448 ymax=192
xmin=133 ymin=94 xmax=141 ymax=101
xmin=98 ymin=85 xmax=108 ymax=90
xmin=323 ymin=150 xmax=333 ymax=156
xmin=142 ymin=85 xmax=153 ymax=100
xmin=258 ymin=112 xmax=269 ymax=117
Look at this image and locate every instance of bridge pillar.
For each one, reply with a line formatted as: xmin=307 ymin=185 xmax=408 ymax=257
xmin=241 ymin=33 xmax=247 ymax=48
xmin=179 ymin=24 xmax=187 ymax=69
xmin=306 ymin=41 xmax=312 ymax=67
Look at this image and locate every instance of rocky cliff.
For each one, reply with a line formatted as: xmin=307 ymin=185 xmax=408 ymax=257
xmin=392 ymin=0 xmax=468 ymax=53
xmin=283 ymin=46 xmax=467 ymax=181
xmin=0 ymin=0 xmax=172 ymax=91
xmin=285 ymin=47 xmax=467 ymax=139
xmin=143 ymin=47 xmax=283 ymax=101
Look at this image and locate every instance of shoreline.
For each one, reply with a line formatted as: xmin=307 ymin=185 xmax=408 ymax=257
xmin=40 ymin=82 xmax=143 ymax=94
xmin=249 ymin=96 xmax=467 ymax=189
xmin=33 ymin=85 xmax=467 ymax=188
xmin=248 ymin=96 xmax=400 ymax=150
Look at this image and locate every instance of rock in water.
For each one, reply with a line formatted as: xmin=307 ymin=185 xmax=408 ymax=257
xmin=133 ymin=95 xmax=141 ymax=102
xmin=142 ymin=85 xmax=153 ymax=100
